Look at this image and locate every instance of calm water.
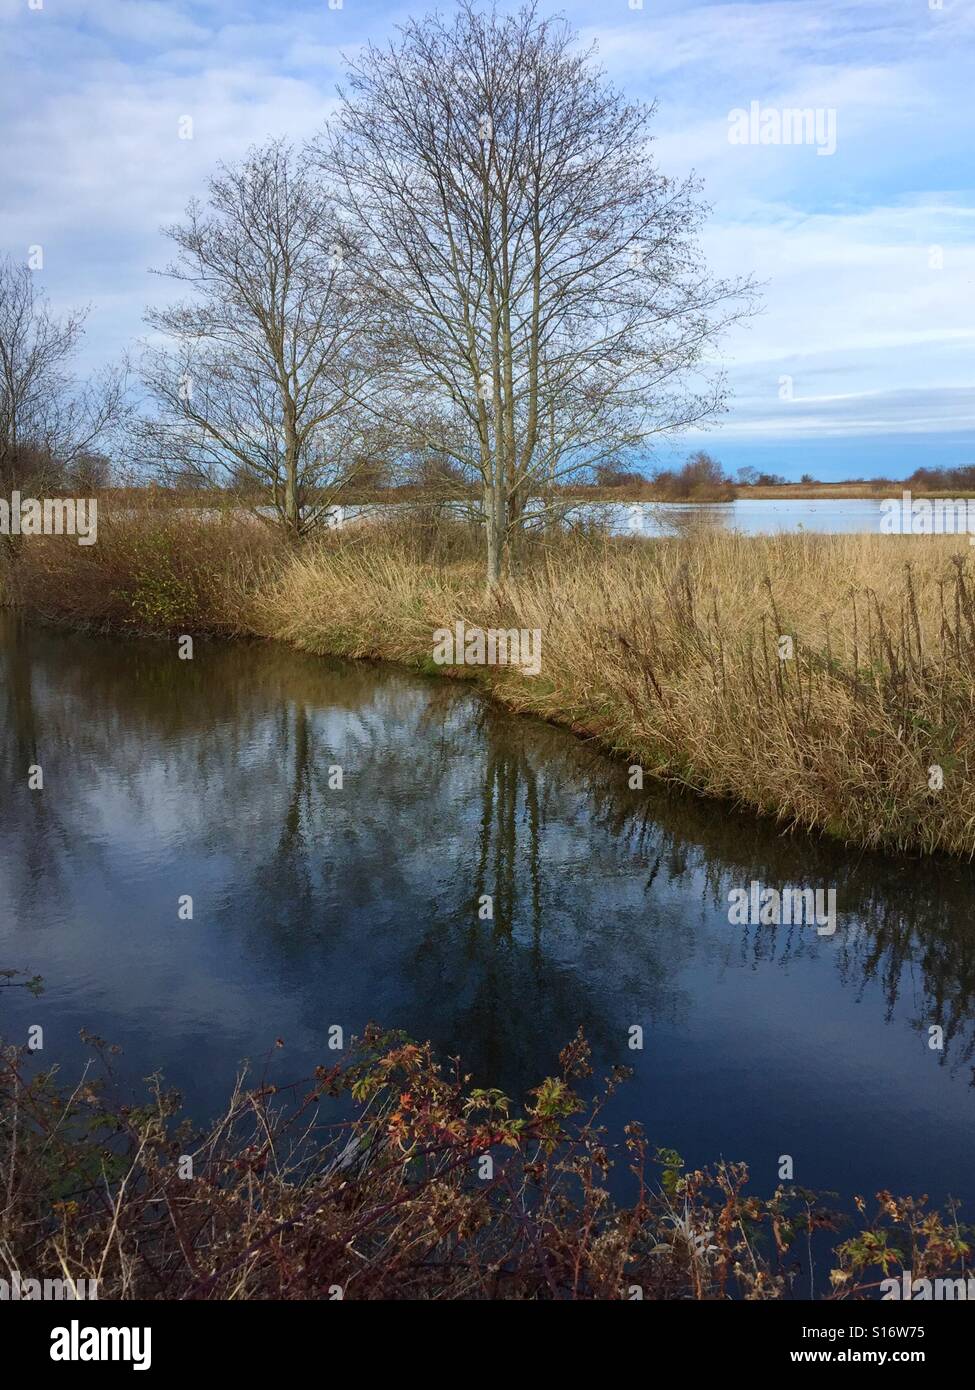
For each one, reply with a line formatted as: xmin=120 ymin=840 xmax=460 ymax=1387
xmin=2 ymin=613 xmax=974 ymax=1221
xmin=332 ymin=496 xmax=888 ymax=537
xmin=590 ymin=496 xmax=888 ymax=536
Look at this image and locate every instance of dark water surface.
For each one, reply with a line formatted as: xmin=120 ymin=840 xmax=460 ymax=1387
xmin=1 ymin=613 xmax=973 ymax=1217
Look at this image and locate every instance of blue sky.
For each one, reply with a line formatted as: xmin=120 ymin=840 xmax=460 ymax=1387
xmin=1 ymin=0 xmax=973 ymax=479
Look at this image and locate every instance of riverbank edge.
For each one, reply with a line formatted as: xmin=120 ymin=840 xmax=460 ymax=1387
xmin=0 ymin=594 xmax=944 ymax=866
xmin=4 ymin=518 xmax=974 ymax=858
xmin=0 ymin=574 xmax=781 ymax=839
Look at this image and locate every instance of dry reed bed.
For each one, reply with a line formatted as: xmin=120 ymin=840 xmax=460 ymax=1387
xmin=6 ymin=502 xmax=975 ymax=855
xmin=257 ymin=528 xmax=975 ymax=857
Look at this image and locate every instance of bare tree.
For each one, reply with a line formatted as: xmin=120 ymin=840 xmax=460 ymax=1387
xmin=137 ymin=139 xmax=383 ymax=536
xmin=0 ymin=257 xmax=126 ymax=492
xmin=324 ymin=0 xmax=755 ymax=583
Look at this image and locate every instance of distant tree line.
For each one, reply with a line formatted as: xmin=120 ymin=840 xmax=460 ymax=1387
xmin=902 ymin=466 xmax=975 ymax=492
xmin=596 ymin=455 xmax=785 ymax=497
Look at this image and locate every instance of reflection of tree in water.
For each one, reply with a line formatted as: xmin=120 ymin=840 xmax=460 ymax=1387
xmin=417 ymin=704 xmax=578 ymax=1086
xmin=472 ymin=706 xmax=543 ymax=939
xmin=581 ymin=754 xmax=975 ymax=1073
xmin=4 ymin=613 xmax=975 ymax=1085
xmin=0 ymin=615 xmax=113 ymax=915
xmin=229 ymin=681 xmax=696 ymax=1091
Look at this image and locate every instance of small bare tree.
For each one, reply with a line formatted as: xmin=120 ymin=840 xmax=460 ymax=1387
xmin=138 ymin=139 xmax=382 ymax=536
xmin=0 ymin=257 xmax=126 ymax=492
xmin=325 ymin=1 xmax=755 ymax=583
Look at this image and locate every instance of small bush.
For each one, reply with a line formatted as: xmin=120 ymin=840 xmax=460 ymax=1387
xmin=2 ymin=493 xmax=280 ymax=634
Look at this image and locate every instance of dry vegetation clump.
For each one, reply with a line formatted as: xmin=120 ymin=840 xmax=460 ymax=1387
xmin=1 ymin=1022 xmax=968 ymax=1300
xmin=1 ymin=491 xmax=281 ymax=635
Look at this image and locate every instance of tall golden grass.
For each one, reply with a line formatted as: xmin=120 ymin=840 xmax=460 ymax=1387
xmin=6 ymin=499 xmax=975 ymax=855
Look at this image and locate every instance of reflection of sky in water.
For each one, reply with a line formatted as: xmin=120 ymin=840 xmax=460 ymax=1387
xmin=589 ymin=497 xmax=888 ymax=537
xmin=317 ymin=498 xmax=892 ymax=539
xmin=2 ymin=614 xmax=974 ymax=1225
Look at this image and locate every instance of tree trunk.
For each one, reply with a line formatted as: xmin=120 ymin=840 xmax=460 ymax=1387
xmin=283 ymin=406 xmax=300 ymax=535
xmin=485 ymin=478 xmax=504 ymax=589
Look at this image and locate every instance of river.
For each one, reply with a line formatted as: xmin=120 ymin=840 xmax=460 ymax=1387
xmin=1 ymin=612 xmax=973 ymax=1222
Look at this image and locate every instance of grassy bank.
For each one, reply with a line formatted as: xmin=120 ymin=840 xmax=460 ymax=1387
xmin=1 ymin=1017 xmax=968 ymax=1299
xmin=5 ymin=497 xmax=975 ymax=855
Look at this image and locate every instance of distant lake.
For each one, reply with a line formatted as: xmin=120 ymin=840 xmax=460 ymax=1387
xmin=160 ymin=496 xmax=892 ymax=538
xmin=321 ymin=496 xmax=890 ymax=538
xmin=587 ymin=496 xmax=888 ymax=536
xmin=2 ymin=613 xmax=973 ymax=1239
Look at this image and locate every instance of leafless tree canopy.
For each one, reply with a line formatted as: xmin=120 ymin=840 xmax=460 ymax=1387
xmin=137 ymin=139 xmax=385 ymax=535
xmin=7 ymin=4 xmax=756 ymax=565
xmin=0 ymin=257 xmax=125 ymax=493
xmin=324 ymin=0 xmax=754 ymax=580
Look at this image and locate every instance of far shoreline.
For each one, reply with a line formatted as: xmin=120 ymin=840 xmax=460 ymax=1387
xmin=45 ymin=481 xmax=975 ymax=510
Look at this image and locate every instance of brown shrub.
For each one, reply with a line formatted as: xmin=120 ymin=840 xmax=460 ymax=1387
xmin=1 ymin=1021 xmax=967 ymax=1300
xmin=2 ymin=492 xmax=281 ymax=634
